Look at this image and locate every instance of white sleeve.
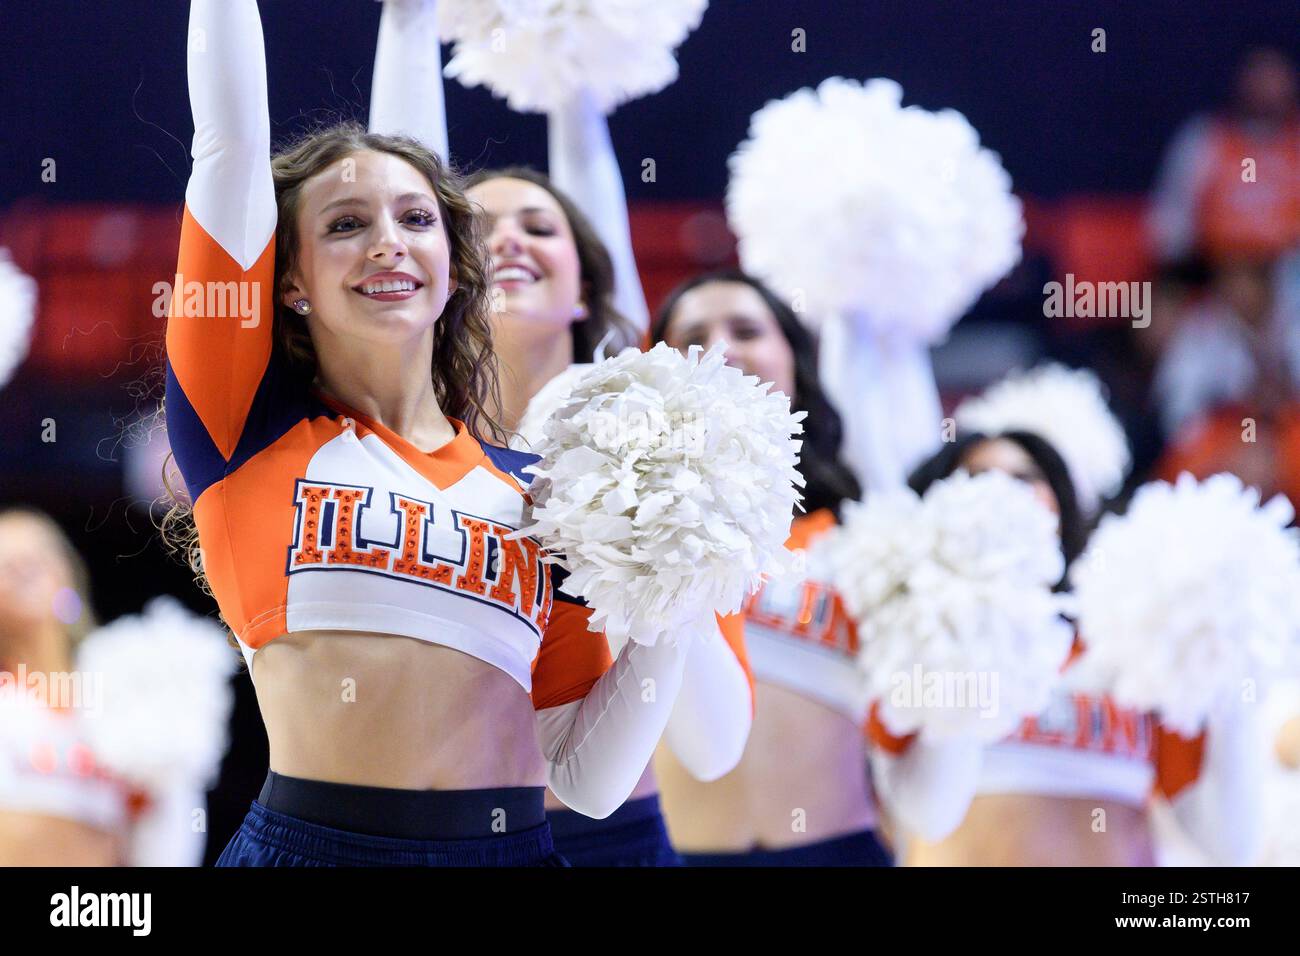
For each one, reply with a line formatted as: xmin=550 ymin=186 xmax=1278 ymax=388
xmin=536 ymin=634 xmax=694 ymax=819
xmin=369 ymin=0 xmax=449 ymax=161
xmin=547 ymin=90 xmax=650 ymax=340
xmin=127 ymin=787 xmax=209 ymax=867
xmin=1168 ymin=702 xmax=1268 ymax=866
xmin=869 ymin=737 xmax=984 ymax=842
xmin=186 ymin=0 xmax=276 ymax=272
xmin=661 ymin=622 xmax=752 ymax=781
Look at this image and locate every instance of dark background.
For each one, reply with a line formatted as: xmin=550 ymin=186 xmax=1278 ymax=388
xmin=2 ymin=0 xmax=1296 ymax=862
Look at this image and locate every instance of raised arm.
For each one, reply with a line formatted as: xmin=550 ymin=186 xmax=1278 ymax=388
xmin=548 ymin=91 xmax=650 ymax=341
xmin=166 ymin=0 xmax=277 ymax=475
xmin=369 ymin=0 xmax=449 ymax=161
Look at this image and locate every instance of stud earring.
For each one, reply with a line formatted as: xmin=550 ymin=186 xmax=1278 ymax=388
xmin=572 ymin=303 xmax=587 ymax=320
xmin=292 ymin=299 xmax=312 ymax=316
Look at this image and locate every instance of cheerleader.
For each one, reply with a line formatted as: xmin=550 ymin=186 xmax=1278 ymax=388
xmin=167 ymin=0 xmax=716 ymax=867
xmin=366 ymin=0 xmax=754 ymax=866
xmin=867 ymin=427 xmax=1265 ymax=866
xmin=0 ymin=508 xmax=227 ymax=866
xmin=648 ymin=271 xmax=891 ymax=866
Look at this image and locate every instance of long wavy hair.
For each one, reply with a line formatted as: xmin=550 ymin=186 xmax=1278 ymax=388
xmin=651 ymin=270 xmax=863 ymax=520
xmin=159 ymin=123 xmax=502 ymax=594
xmin=464 ymin=166 xmax=640 ymax=361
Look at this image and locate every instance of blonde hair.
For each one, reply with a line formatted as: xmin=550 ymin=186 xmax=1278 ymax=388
xmin=0 ymin=507 xmax=99 ymax=650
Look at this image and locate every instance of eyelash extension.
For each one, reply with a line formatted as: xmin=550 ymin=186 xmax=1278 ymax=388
xmin=328 ymin=210 xmax=437 ymax=233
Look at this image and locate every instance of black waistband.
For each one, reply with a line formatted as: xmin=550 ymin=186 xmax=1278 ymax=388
xmin=257 ymin=771 xmax=547 ymax=841
xmin=545 ymin=793 xmax=664 ymax=838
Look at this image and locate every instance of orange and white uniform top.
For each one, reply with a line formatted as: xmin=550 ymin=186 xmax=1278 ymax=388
xmin=167 ymin=0 xmax=609 ymax=711
xmin=0 ymin=695 xmax=141 ymax=834
xmin=164 ymin=0 xmax=700 ymax=818
xmin=742 ymin=509 xmax=868 ymax=724
xmin=868 ymin=644 xmax=1206 ymax=808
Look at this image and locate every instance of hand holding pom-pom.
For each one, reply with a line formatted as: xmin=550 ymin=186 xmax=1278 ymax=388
xmin=518 ymin=342 xmax=805 ymax=648
xmin=1070 ymin=473 xmax=1300 ymax=736
xmin=820 ymin=469 xmax=1072 ymax=742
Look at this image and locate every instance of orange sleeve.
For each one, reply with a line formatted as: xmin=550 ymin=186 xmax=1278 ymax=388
xmin=164 ymin=209 xmax=277 ymax=464
xmin=716 ymin=610 xmax=755 ymax=718
xmin=1153 ymin=722 xmax=1206 ymax=800
xmin=866 ymin=700 xmax=917 ymax=755
xmin=530 ymin=589 xmax=614 ymax=711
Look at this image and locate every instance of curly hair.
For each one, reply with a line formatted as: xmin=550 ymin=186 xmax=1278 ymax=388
xmin=464 ymin=166 xmax=640 ymax=361
xmin=159 ymin=123 xmax=503 ymax=598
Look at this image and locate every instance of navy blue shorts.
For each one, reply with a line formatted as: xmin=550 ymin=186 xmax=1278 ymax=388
xmin=546 ymin=793 xmax=682 ymax=867
xmin=680 ymin=829 xmax=893 ymax=867
xmin=215 ymin=772 xmax=567 ymax=867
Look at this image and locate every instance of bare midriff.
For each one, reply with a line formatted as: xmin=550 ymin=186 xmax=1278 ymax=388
xmin=0 ymin=813 xmax=121 ymax=866
xmin=251 ymin=631 xmax=547 ymax=791
xmin=654 ymin=680 xmax=877 ymax=852
xmin=904 ymin=794 xmax=1155 ymax=866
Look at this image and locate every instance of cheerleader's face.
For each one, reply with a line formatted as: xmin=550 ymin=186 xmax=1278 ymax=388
xmin=660 ymin=281 xmax=797 ymax=401
xmin=282 ymin=150 xmax=457 ymax=347
xmin=468 ymin=177 xmax=584 ymax=333
xmin=960 ymin=438 xmax=1060 ymax=516
xmin=0 ymin=514 xmax=71 ymax=635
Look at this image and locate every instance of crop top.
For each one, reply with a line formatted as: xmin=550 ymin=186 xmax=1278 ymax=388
xmin=868 ymin=651 xmax=1206 ymax=807
xmin=0 ymin=696 xmax=141 ymax=834
xmin=743 ymin=509 xmax=868 ymax=723
xmin=165 ymin=0 xmax=611 ymax=712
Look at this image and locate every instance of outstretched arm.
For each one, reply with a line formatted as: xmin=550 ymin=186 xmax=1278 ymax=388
xmin=167 ymin=0 xmax=277 ymax=477
xmin=369 ymin=0 xmax=449 ymax=161
xmin=548 ymin=91 xmax=650 ymax=341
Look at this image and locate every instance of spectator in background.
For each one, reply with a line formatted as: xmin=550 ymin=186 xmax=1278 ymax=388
xmin=1149 ymin=48 xmax=1300 ymax=265
xmin=1152 ymin=255 xmax=1300 ymax=437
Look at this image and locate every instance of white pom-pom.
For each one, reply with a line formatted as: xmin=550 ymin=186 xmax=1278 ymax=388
xmin=75 ymin=597 xmax=235 ymax=794
xmin=822 ymin=469 xmax=1072 ymax=742
xmin=1070 ymin=473 xmax=1300 ymax=736
xmin=519 ymin=342 xmax=804 ymax=647
xmin=439 ymin=0 xmax=707 ymax=114
xmin=727 ymin=77 xmax=1023 ymax=342
xmin=0 ymin=248 xmax=37 ymax=390
xmin=955 ymin=363 xmax=1131 ymax=514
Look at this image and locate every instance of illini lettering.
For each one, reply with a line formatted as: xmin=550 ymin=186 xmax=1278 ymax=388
xmin=287 ymin=480 xmax=551 ymax=630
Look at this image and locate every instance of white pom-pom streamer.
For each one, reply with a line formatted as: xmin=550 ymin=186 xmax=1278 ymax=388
xmin=439 ymin=0 xmax=707 ymax=114
xmin=519 ymin=342 xmax=804 ymax=647
xmin=821 ymin=469 xmax=1072 ymax=742
xmin=727 ymin=77 xmax=1023 ymax=343
xmin=0 ymin=249 xmax=37 ymax=390
xmin=76 ymin=597 xmax=235 ymax=794
xmin=1070 ymin=473 xmax=1300 ymax=736
xmin=955 ymin=363 xmax=1131 ymax=514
